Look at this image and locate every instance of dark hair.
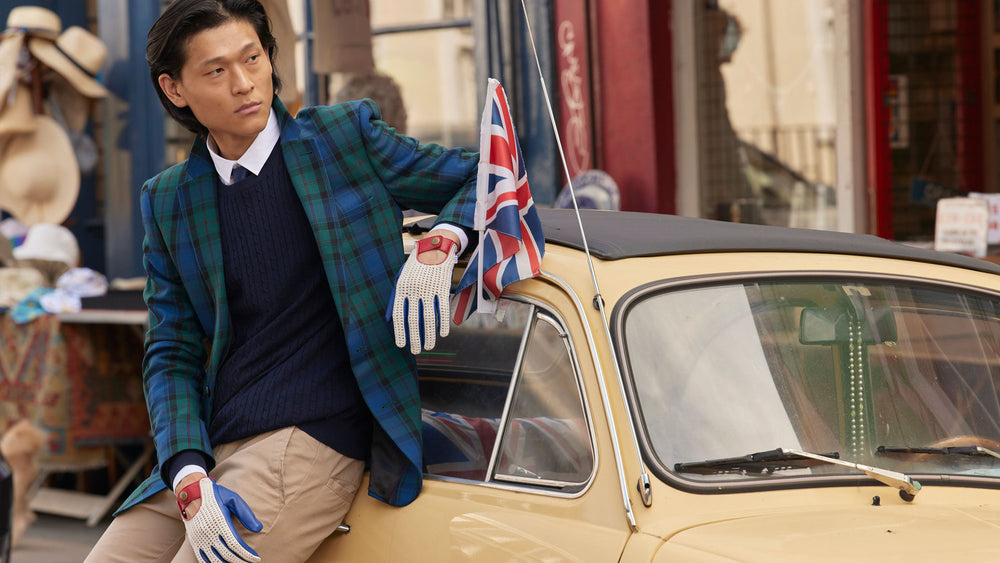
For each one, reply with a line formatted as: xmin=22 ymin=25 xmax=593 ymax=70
xmin=146 ymin=0 xmax=282 ymax=137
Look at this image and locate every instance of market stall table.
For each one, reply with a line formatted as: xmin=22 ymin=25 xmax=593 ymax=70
xmin=0 ymin=290 xmax=151 ymax=525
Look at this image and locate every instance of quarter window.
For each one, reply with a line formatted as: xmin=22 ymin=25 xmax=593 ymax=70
xmin=417 ymin=300 xmax=594 ymax=490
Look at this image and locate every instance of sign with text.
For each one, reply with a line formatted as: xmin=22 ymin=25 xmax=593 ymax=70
xmin=554 ymin=0 xmax=595 ymax=183
xmin=969 ymin=192 xmax=1000 ymax=244
xmin=934 ymin=197 xmax=989 ymax=257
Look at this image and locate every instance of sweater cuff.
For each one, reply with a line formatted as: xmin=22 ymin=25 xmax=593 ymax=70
xmin=165 ymin=450 xmax=209 ymax=491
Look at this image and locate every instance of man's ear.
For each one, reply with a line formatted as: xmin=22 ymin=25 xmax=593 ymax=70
xmin=158 ymin=73 xmax=188 ymax=108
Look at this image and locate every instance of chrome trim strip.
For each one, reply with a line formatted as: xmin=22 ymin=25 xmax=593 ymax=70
xmin=540 ymin=270 xmax=640 ymax=530
xmin=484 ymin=303 xmax=534 ymax=481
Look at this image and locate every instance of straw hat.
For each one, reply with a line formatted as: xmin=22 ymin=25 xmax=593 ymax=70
xmin=12 ymin=223 xmax=79 ymax=266
xmin=0 ymin=115 xmax=78 ymax=225
xmin=5 ymin=6 xmax=61 ymax=39
xmin=0 ymin=85 xmax=37 ymax=136
xmin=28 ymin=26 xmax=107 ymax=99
xmin=0 ymin=6 xmax=62 ymax=114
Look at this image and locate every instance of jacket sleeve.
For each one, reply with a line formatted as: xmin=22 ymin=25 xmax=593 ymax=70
xmin=140 ymin=180 xmax=214 ymax=486
xmin=354 ymin=99 xmax=478 ymax=229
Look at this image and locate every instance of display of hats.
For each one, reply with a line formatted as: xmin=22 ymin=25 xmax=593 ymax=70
xmin=28 ymin=26 xmax=108 ymax=99
xmin=554 ymin=169 xmax=621 ymax=211
xmin=12 ymin=222 xmax=79 ymax=266
xmin=0 ymin=114 xmax=79 ymax=225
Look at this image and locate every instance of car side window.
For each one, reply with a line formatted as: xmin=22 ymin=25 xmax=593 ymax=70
xmin=418 ymin=300 xmax=533 ymax=480
xmin=417 ymin=301 xmax=594 ymax=490
xmin=494 ymin=313 xmax=594 ymax=487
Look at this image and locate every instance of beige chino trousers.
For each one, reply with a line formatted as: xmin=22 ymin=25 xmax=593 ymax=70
xmin=85 ymin=426 xmax=364 ymax=562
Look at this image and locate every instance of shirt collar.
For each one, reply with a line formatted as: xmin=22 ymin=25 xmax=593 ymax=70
xmin=207 ymin=108 xmax=280 ymax=185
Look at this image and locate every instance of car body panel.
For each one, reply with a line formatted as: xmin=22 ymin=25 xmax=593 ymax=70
xmin=310 ymin=211 xmax=1000 ymax=561
xmin=655 ymin=489 xmax=1000 ymax=560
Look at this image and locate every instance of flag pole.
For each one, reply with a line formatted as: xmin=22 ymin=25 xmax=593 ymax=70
xmin=517 ymin=0 xmax=652 ymax=528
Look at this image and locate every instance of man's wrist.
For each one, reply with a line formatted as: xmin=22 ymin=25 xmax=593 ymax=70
xmin=416 ymin=230 xmax=460 ymax=265
xmin=430 ymin=223 xmax=467 ymax=254
xmin=175 ymin=471 xmax=207 ymax=495
xmin=173 ymin=464 xmax=209 ymax=492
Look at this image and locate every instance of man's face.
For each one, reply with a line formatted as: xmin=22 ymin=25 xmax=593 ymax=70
xmin=158 ymin=19 xmax=273 ymax=160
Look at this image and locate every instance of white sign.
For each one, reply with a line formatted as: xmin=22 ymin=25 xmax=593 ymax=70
xmin=934 ymin=197 xmax=989 ymax=258
xmin=969 ymin=192 xmax=1000 ymax=244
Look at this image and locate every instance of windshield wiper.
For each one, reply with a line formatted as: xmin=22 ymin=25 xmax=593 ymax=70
xmin=674 ymin=448 xmax=840 ymax=474
xmin=878 ymin=445 xmax=1000 ymax=461
xmin=676 ymin=447 xmax=921 ymax=501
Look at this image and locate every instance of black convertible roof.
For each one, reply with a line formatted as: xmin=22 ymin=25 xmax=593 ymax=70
xmin=537 ymin=209 xmax=1000 ymax=275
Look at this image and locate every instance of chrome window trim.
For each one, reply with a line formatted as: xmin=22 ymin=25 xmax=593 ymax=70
xmin=492 ymin=311 xmax=597 ymax=489
xmin=537 ymin=270 xmax=639 ymax=521
xmin=611 ymin=269 xmax=1000 ymax=494
xmin=420 ymin=293 xmax=600 ymax=500
xmin=483 ymin=303 xmax=534 ymax=482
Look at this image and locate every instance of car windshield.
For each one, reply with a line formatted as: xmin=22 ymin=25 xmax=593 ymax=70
xmin=622 ymin=278 xmax=1000 ymax=485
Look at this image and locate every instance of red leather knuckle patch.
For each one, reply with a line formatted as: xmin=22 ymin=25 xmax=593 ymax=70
xmin=416 ymin=235 xmax=456 ymax=255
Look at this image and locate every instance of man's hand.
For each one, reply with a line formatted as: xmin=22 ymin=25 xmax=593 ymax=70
xmin=388 ymin=229 xmax=459 ymax=354
xmin=175 ymin=472 xmax=206 ymax=518
xmin=178 ymin=477 xmax=263 ymax=563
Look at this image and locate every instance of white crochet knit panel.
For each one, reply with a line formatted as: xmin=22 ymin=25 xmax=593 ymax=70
xmin=183 ymin=479 xmax=261 ymax=563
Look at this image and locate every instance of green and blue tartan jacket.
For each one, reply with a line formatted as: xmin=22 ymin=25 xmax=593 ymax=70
xmin=117 ymin=98 xmax=478 ymax=514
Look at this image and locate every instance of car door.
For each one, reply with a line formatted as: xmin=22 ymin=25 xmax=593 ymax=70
xmin=314 ymin=292 xmax=632 ymax=562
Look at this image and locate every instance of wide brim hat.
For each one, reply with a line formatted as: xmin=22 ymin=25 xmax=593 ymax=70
xmin=0 ymin=115 xmax=79 ymax=226
xmin=5 ymin=6 xmax=60 ymax=40
xmin=28 ymin=26 xmax=107 ymax=99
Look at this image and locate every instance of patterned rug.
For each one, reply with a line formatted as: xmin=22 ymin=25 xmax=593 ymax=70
xmin=0 ymin=315 xmax=149 ymax=455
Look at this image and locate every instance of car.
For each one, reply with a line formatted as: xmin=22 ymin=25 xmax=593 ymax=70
xmin=311 ymin=208 xmax=1000 ymax=561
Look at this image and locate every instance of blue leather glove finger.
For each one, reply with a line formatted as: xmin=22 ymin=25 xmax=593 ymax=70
xmin=217 ymin=482 xmax=264 ymax=534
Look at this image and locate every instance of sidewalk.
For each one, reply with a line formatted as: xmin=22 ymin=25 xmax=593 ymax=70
xmin=13 ymin=513 xmax=109 ymax=562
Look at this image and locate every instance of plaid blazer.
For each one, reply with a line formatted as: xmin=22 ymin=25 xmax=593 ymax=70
xmin=117 ymin=98 xmax=478 ymax=513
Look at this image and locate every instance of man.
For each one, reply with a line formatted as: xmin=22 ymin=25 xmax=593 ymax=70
xmin=86 ymin=1 xmax=477 ymax=561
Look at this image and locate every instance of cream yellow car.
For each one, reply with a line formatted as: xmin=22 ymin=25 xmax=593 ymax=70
xmin=313 ymin=209 xmax=1000 ymax=561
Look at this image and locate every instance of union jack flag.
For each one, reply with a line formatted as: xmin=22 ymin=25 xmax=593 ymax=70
xmin=452 ymin=79 xmax=545 ymax=324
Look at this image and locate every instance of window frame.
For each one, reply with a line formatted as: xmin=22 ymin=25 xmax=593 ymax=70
xmin=421 ymin=296 xmax=599 ymax=498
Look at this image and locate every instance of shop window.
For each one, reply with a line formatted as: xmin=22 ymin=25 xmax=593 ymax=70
xmin=696 ymin=0 xmax=839 ymax=229
xmin=362 ymin=0 xmax=478 ymax=148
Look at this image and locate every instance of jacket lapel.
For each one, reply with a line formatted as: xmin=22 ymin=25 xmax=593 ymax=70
xmin=176 ymin=140 xmax=229 ymax=366
xmin=276 ymin=101 xmax=336 ymax=258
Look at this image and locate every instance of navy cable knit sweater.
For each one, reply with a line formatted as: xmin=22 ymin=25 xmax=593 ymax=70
xmin=209 ymin=146 xmax=373 ymax=461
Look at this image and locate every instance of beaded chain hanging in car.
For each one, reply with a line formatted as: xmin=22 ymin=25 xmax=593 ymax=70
xmin=847 ymin=318 xmax=866 ymax=458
